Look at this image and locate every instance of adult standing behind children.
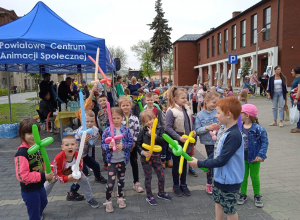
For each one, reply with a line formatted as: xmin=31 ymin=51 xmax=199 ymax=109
xmin=188 ymin=96 xmax=244 ymax=220
xmin=116 ymin=76 xmax=125 ymax=97
xmin=165 ymin=86 xmax=196 ymax=197
xmin=148 ymin=78 xmax=156 ymax=91
xmin=267 ymin=65 xmax=288 ymax=127
xmin=195 ymin=91 xmax=220 ymax=195
xmin=58 ymin=77 xmax=74 ymax=106
xmin=128 ymin=76 xmax=141 ymax=95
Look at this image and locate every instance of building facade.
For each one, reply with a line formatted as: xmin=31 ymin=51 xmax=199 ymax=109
xmin=173 ymin=0 xmax=300 ymax=86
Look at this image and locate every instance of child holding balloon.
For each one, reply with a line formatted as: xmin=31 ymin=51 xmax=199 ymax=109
xmin=195 ymin=91 xmax=220 ymax=194
xmin=119 ymin=96 xmax=144 ymax=193
xmin=101 ymin=107 xmax=133 ymax=213
xmin=14 ymin=118 xmax=54 ymax=220
xmin=188 ymin=97 xmax=244 ymax=220
xmin=237 ymin=104 xmax=269 ymax=208
xmin=136 ymin=110 xmax=173 ymax=206
xmin=165 ymin=86 xmax=196 ymax=197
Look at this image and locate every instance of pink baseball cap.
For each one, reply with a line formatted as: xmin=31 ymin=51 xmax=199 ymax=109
xmin=241 ymin=104 xmax=257 ymax=117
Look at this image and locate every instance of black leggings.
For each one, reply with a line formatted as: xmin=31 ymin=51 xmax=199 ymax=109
xmin=205 ymin=145 xmax=214 ymax=184
xmin=192 ymin=101 xmax=198 ymax=114
xmin=106 ymin=161 xmax=126 ymax=200
xmin=82 ymin=156 xmax=102 ymax=179
xmin=130 ymin=146 xmax=139 ymax=184
xmin=172 ymin=153 xmax=187 ymax=186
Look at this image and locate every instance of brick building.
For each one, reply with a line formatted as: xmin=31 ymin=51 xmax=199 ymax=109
xmin=173 ymin=0 xmax=300 ymax=87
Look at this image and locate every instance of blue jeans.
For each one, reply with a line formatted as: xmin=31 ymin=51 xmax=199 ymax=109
xmin=291 ymin=95 xmax=300 ymax=129
xmin=21 ymin=187 xmax=47 ymax=220
xmin=272 ymin=91 xmax=284 ymax=121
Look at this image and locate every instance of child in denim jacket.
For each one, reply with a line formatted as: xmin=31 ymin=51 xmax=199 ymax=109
xmin=237 ymin=104 xmax=269 ymax=208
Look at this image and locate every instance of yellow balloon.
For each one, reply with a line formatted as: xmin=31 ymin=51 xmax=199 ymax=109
xmin=179 ymin=131 xmax=195 ymax=176
xmin=143 ymin=118 xmax=161 ymax=161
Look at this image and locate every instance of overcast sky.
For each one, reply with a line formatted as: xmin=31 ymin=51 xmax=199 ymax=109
xmin=2 ymin=0 xmax=260 ymax=70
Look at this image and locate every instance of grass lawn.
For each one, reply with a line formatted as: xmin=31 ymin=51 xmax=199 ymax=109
xmin=0 ymin=103 xmax=37 ymax=124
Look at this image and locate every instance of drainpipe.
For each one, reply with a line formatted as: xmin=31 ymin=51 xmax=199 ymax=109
xmin=276 ymin=0 xmax=280 ymax=46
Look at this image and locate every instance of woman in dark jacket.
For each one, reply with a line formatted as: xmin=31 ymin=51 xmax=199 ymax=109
xmin=267 ymin=66 xmax=288 ymax=127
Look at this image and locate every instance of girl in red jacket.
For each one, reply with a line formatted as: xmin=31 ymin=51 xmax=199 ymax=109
xmin=14 ymin=118 xmax=54 ymax=220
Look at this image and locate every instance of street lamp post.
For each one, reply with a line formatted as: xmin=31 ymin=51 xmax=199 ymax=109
xmin=255 ymin=28 xmax=266 ymax=72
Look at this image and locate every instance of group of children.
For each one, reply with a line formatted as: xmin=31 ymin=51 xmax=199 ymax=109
xmin=15 ymin=83 xmax=269 ymax=220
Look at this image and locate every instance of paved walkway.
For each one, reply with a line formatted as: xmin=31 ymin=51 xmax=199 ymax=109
xmin=0 ymin=97 xmax=298 ymax=219
xmin=0 ymin=92 xmax=37 ymax=104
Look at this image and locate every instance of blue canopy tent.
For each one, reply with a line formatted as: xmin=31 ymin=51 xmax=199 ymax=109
xmin=0 ymin=1 xmax=116 ymax=123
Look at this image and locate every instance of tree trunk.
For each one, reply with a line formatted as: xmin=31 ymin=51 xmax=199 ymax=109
xmin=160 ymin=55 xmax=163 ymax=85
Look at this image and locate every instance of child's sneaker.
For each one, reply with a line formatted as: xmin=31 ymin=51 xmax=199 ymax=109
xmin=205 ymin=184 xmax=213 ymax=195
xmin=95 ymin=176 xmax=107 ymax=184
xmin=166 ymin=160 xmax=173 ymax=168
xmin=86 ymin=198 xmax=99 ymax=208
xmin=180 ymin=184 xmax=191 ymax=196
xmin=188 ymin=167 xmax=198 ymax=177
xmin=237 ymin=193 xmax=247 ymax=205
xmin=103 ymin=200 xmax=114 ymax=213
xmin=117 ymin=197 xmax=126 ymax=209
xmin=133 ymin=182 xmax=144 ymax=193
xmin=157 ymin=192 xmax=173 ymax=201
xmin=173 ymin=185 xmax=182 ymax=197
xmin=146 ymin=196 xmax=157 ymax=206
xmin=254 ymin=195 xmax=263 ymax=208
xmin=66 ymin=192 xmax=85 ymax=201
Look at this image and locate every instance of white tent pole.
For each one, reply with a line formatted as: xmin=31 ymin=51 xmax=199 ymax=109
xmin=6 ymin=71 xmax=12 ymax=124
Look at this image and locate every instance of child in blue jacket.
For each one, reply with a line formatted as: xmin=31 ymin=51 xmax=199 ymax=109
xmin=237 ymin=104 xmax=269 ymax=208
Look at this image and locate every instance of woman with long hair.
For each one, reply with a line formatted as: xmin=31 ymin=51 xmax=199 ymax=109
xmin=267 ymin=66 xmax=288 ymax=127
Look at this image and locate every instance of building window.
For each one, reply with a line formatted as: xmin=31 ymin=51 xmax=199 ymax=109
xmin=232 ymin=25 xmax=236 ymax=50
xmin=224 ymin=29 xmax=228 ymax=53
xmin=198 ymin=43 xmax=201 ymax=61
xmin=264 ymin=7 xmax=271 ymax=40
xmin=251 ymin=14 xmax=257 ymax=44
xmin=218 ymin=32 xmax=221 ymax=55
xmin=207 ymin=38 xmax=210 ymax=58
xmin=212 ymin=36 xmax=215 ymax=57
xmin=241 ymin=20 xmax=246 ymax=47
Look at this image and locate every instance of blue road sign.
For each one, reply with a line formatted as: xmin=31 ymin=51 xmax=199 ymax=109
xmin=228 ymin=55 xmax=238 ymax=64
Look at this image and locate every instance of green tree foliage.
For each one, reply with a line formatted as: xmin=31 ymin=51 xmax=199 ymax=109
xmin=148 ymin=0 xmax=172 ymax=83
xmin=241 ymin=61 xmax=250 ymax=80
xmin=131 ymin=40 xmax=155 ymax=78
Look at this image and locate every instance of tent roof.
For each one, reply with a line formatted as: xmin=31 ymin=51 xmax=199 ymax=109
xmin=0 ymin=1 xmax=115 ymax=73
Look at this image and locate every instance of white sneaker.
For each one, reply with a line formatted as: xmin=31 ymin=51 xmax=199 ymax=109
xmin=117 ymin=197 xmax=126 ymax=209
xmin=133 ymin=182 xmax=144 ymax=193
xmin=279 ymin=122 xmax=284 ymax=127
xmin=103 ymin=200 xmax=114 ymax=213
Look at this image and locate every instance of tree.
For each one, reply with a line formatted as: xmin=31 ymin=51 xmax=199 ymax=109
xmin=108 ymin=46 xmax=128 ymax=75
xmin=148 ymin=0 xmax=172 ymax=84
xmin=163 ymin=51 xmax=173 ymax=80
xmin=131 ymin=40 xmax=155 ymax=78
xmin=241 ymin=60 xmax=250 ymax=81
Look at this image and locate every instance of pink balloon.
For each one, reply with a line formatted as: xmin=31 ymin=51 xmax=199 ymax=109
xmin=104 ymin=102 xmax=123 ymax=152
xmin=88 ymin=55 xmax=112 ymax=87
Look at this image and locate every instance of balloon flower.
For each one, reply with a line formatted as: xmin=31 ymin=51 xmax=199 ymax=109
xmin=209 ymin=130 xmax=218 ymax=141
xmin=179 ymin=132 xmax=195 ymax=177
xmin=27 ymin=124 xmax=54 ymax=180
xmin=104 ymin=102 xmax=123 ymax=152
xmin=88 ymin=48 xmax=112 ymax=86
xmin=72 ymin=91 xmax=93 ymax=180
xmin=142 ymin=118 xmax=162 ymax=161
xmin=162 ymin=134 xmax=208 ymax=172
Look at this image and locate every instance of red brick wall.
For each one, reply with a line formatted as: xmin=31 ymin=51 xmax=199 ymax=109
xmin=0 ymin=8 xmax=18 ymax=26
xmin=173 ymin=41 xmax=198 ymax=86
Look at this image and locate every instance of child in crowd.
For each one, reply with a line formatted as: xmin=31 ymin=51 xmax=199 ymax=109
xmin=238 ymin=89 xmax=248 ymax=105
xmin=136 ymin=110 xmax=172 ymax=205
xmin=165 ymin=86 xmax=196 ymax=197
xmin=160 ymin=99 xmax=173 ymax=168
xmin=238 ymin=104 xmax=269 ymax=208
xmin=119 ymin=96 xmax=144 ymax=193
xmin=190 ymin=84 xmax=199 ymax=115
xmin=153 ymin=89 xmax=161 ymax=105
xmin=97 ymin=94 xmax=110 ymax=169
xmin=131 ymin=91 xmax=143 ymax=118
xmin=44 ymin=135 xmax=99 ymax=208
xmin=124 ymin=88 xmax=130 ymax=97
xmin=144 ymin=92 xmax=163 ymax=127
xmin=116 ymin=76 xmax=124 ymax=97
xmin=188 ymin=96 xmax=244 ymax=220
xmin=15 ymin=118 xmax=54 ymax=220
xmin=195 ymin=91 xmax=220 ymax=194
xmin=137 ymin=88 xmax=145 ymax=102
xmin=39 ymin=91 xmax=57 ymax=132
xmin=226 ymin=85 xmax=233 ymax=97
xmin=197 ymin=84 xmax=204 ymax=112
xmin=102 ymin=107 xmax=133 ymax=213
xmin=75 ymin=110 xmax=107 ymax=184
